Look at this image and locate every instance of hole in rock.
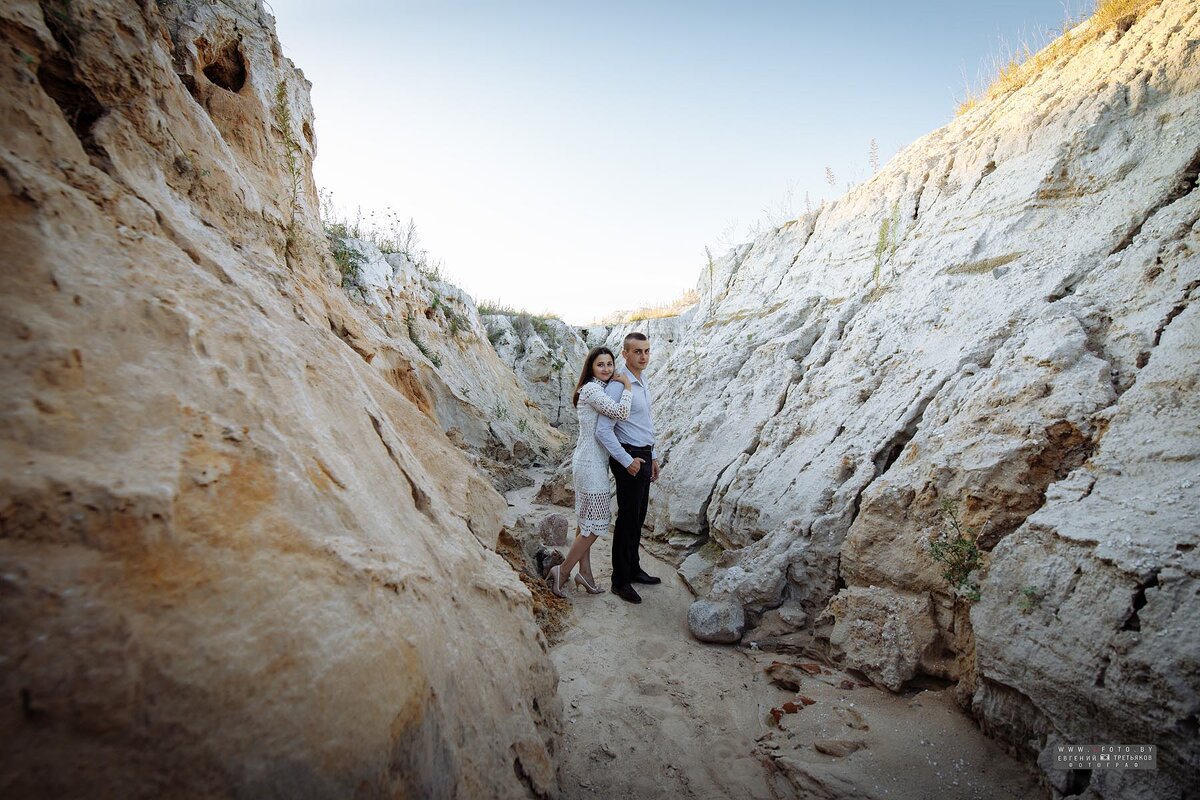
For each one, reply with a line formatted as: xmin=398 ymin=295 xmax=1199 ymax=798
xmin=1120 ymin=571 xmax=1159 ymax=632
xmin=201 ymin=39 xmax=247 ymax=93
xmin=900 ymin=673 xmax=954 ymax=696
xmin=1064 ymin=768 xmax=1091 ymax=796
xmin=36 ymin=53 xmax=108 ymax=166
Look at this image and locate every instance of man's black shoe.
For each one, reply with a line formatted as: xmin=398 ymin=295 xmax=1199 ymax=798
xmin=612 ymin=584 xmax=642 ymax=603
xmin=631 ymin=570 xmax=662 ymax=585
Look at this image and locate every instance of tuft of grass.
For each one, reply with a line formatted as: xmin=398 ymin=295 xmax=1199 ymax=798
xmin=477 ymin=301 xmax=561 ymax=327
xmin=318 ymin=189 xmax=448 ymax=283
xmin=944 ymin=252 xmax=1024 ymax=276
xmin=1093 ymin=0 xmax=1159 ymax=28
xmin=955 ymin=0 xmax=1162 ymax=116
xmin=1017 ymin=585 xmax=1042 ymax=614
xmin=599 ymin=289 xmax=700 ymax=325
xmin=329 ymin=236 xmax=366 ymax=284
xmin=406 ymin=312 xmax=441 ymax=367
xmin=873 ymin=203 xmax=901 ymax=283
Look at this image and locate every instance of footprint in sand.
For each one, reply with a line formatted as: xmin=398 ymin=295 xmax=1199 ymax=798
xmin=833 ymin=705 xmax=869 ymax=731
xmin=634 ymin=676 xmax=668 ymax=696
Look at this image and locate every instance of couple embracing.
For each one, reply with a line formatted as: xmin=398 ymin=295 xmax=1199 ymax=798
xmin=546 ymin=332 xmax=661 ymax=604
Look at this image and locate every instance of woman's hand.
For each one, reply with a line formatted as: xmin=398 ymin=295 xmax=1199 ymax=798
xmin=614 ymin=372 xmax=632 ymax=389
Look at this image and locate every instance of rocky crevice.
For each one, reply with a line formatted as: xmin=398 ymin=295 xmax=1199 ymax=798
xmin=1108 ymin=145 xmax=1200 ymax=256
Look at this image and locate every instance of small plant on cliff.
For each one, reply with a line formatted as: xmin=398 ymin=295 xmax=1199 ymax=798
xmin=273 ymin=81 xmax=304 ymax=252
xmin=551 ymin=356 xmax=567 ymax=424
xmin=928 ymin=499 xmax=982 ymax=602
xmin=517 ymin=418 xmax=529 ymax=434
xmin=873 ymin=202 xmax=901 ymax=283
xmin=492 ymin=402 xmax=509 ymax=420
xmin=318 ymin=190 xmax=449 ymax=283
xmin=328 ymin=236 xmax=366 ymax=285
xmin=1017 ymin=585 xmax=1042 ymax=614
xmin=406 ymin=313 xmax=441 ymax=368
xmin=447 ymin=312 xmax=463 ymax=337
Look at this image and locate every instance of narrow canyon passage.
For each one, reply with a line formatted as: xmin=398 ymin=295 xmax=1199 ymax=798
xmin=507 ymin=476 xmax=1048 ymax=800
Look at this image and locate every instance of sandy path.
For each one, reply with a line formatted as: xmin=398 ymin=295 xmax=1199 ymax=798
xmin=507 ymin=480 xmax=1048 ymax=799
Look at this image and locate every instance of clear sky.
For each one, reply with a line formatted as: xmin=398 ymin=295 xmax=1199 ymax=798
xmin=269 ymin=0 xmax=1086 ymax=324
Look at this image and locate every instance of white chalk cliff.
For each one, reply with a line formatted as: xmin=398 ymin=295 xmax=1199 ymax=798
xmin=632 ymin=3 xmax=1198 ymax=797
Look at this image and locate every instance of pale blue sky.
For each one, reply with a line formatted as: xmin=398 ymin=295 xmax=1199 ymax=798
xmin=270 ymin=0 xmax=1085 ymax=323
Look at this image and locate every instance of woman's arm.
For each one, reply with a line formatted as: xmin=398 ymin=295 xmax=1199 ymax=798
xmin=582 ymin=382 xmax=632 ymax=421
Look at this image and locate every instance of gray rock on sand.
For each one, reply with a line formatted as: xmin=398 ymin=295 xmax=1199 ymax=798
xmin=537 ymin=513 xmax=569 ymax=546
xmin=688 ymin=599 xmax=746 ymax=643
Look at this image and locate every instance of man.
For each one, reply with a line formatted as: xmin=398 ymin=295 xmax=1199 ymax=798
xmin=595 ymin=332 xmax=662 ymax=603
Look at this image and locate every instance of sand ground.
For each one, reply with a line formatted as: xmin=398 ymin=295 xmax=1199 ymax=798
xmin=505 ymin=479 xmax=1048 ymax=800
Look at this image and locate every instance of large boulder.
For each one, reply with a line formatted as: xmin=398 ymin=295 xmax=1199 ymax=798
xmin=827 ymin=587 xmax=939 ymax=692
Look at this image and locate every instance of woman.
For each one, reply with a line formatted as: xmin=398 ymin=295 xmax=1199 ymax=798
xmin=546 ymin=347 xmax=632 ymax=597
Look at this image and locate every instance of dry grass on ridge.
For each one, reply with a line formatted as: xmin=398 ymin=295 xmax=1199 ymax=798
xmin=956 ymin=0 xmax=1162 ymax=116
xmin=597 ymin=288 xmax=700 ymax=325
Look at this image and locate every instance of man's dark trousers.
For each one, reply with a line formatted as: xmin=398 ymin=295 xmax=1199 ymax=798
xmin=609 ymin=443 xmax=653 ymax=588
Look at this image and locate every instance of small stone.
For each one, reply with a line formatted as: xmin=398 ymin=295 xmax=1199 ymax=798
xmin=537 ymin=513 xmax=569 ymax=546
xmin=688 ymin=599 xmax=745 ymax=644
xmin=765 ymin=661 xmax=806 ymax=691
xmin=814 ymin=739 xmax=867 ymax=758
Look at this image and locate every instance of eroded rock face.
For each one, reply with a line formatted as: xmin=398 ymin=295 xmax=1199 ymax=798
xmin=484 ymin=312 xmax=692 ymax=436
xmin=334 ymin=239 xmax=570 ymax=492
xmin=643 ymin=2 xmax=1200 ymax=795
xmin=0 ymin=1 xmax=558 ymax=797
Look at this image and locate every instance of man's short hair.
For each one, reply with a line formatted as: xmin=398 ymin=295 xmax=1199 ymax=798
xmin=623 ymin=332 xmax=648 ymax=350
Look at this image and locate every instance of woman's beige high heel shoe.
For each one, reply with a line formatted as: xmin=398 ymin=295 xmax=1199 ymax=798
xmin=574 ymin=572 xmax=603 ymax=594
xmin=546 ymin=565 xmax=568 ymax=598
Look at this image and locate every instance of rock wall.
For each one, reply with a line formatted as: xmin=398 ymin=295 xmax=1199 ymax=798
xmin=0 ymin=1 xmax=559 ymax=797
xmin=644 ymin=3 xmax=1199 ymax=797
xmin=484 ymin=312 xmax=692 ymax=437
xmin=336 ymin=240 xmax=570 ymax=491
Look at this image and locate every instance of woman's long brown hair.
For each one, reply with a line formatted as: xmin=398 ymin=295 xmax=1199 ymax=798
xmin=572 ymin=346 xmax=616 ymax=407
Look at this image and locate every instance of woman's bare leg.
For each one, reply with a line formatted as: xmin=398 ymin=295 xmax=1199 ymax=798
xmin=559 ymin=527 xmax=598 ymax=580
xmin=580 ymin=547 xmax=595 ymax=584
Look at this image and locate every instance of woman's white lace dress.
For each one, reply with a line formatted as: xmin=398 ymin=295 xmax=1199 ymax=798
xmin=572 ymin=380 xmax=632 ymax=536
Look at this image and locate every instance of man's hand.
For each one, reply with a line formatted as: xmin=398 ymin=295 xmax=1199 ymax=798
xmin=651 ymin=459 xmax=660 ymax=482
xmin=626 ymin=457 xmax=644 ymax=476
